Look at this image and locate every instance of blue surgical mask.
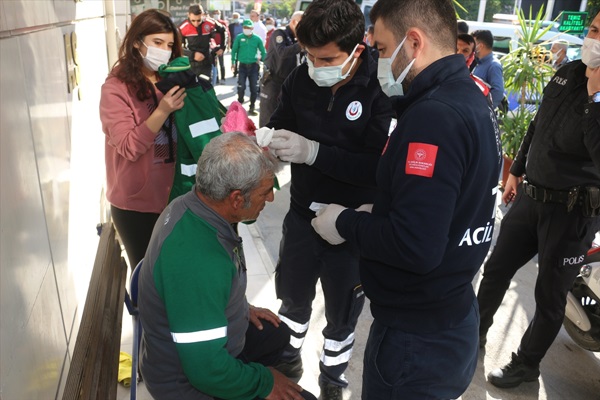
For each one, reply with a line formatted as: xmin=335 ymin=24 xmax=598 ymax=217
xmin=306 ymin=44 xmax=359 ymax=87
xmin=377 ymin=36 xmax=416 ymax=97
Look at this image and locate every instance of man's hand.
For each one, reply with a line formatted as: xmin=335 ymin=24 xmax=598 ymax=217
xmin=502 ymin=173 xmax=520 ymax=205
xmin=311 ymin=204 xmax=347 ymax=245
xmin=265 ymin=368 xmax=304 ymax=400
xmin=249 ymin=305 xmax=280 ymax=330
xmin=194 ymin=52 xmax=205 ymax=62
xmin=588 ymin=65 xmax=600 ymax=95
xmin=269 ymin=129 xmax=319 ymax=165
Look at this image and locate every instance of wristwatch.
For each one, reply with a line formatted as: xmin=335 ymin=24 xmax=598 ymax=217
xmin=589 ymin=92 xmax=600 ymax=103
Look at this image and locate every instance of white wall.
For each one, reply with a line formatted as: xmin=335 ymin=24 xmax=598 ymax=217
xmin=0 ymin=1 xmax=128 ymax=398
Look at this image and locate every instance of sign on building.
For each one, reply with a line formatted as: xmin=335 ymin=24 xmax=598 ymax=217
xmin=558 ymin=11 xmax=588 ymax=35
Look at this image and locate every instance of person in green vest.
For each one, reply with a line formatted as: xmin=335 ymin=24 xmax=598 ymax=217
xmin=231 ymin=19 xmax=266 ymax=116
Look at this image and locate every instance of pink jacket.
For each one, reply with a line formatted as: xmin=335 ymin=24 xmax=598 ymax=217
xmin=100 ymin=74 xmax=175 ymax=214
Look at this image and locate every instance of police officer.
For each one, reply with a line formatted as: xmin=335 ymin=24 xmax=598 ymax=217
xmin=179 ymin=5 xmax=208 ymax=78
xmin=259 ymin=11 xmax=303 ymax=127
xmin=265 ymin=1 xmax=394 ymax=398
xmin=477 ymin=12 xmax=600 ymax=389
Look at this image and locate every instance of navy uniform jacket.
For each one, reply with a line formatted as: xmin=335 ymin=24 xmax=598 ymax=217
xmin=511 ymin=60 xmax=600 ymax=189
xmin=337 ymin=54 xmax=502 ymax=333
xmin=264 ymin=26 xmax=301 ymax=83
xmin=267 ymin=48 xmax=395 ymax=219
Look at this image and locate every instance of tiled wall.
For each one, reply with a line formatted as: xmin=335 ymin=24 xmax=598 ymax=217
xmin=0 ymin=1 xmax=129 ymax=398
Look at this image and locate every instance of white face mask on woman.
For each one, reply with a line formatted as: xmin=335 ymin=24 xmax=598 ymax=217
xmin=141 ymin=41 xmax=172 ymax=71
xmin=306 ymin=44 xmax=359 ymax=87
xmin=377 ymin=36 xmax=416 ymax=97
xmin=581 ymin=37 xmax=600 ymax=68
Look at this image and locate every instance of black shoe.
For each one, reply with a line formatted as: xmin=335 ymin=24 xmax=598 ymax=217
xmin=319 ymin=382 xmax=342 ymax=400
xmin=487 ymin=352 xmax=540 ymax=388
xmin=238 ymin=98 xmax=244 ymax=104
xmin=273 ymin=357 xmax=303 ymax=379
xmin=248 ymin=107 xmax=257 ymax=116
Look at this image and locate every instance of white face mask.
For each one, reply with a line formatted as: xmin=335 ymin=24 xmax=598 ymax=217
xmin=377 ymin=36 xmax=416 ymax=97
xmin=581 ymin=37 xmax=600 ymax=68
xmin=243 ymin=28 xmax=253 ymax=36
xmin=307 ymin=44 xmax=359 ymax=87
xmin=141 ymin=41 xmax=171 ymax=71
xmin=266 ymin=24 xmax=275 ymax=31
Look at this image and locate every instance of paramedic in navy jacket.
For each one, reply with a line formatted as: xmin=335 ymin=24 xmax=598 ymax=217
xmin=312 ymin=0 xmax=502 ymax=398
xmin=266 ymin=0 xmax=395 ymax=397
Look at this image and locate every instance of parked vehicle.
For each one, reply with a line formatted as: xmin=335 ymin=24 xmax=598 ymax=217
xmin=464 ymin=20 xmax=582 ymax=54
xmin=563 ymin=235 xmax=600 ymax=352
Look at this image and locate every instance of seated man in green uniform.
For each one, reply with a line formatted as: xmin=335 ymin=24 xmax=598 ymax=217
xmin=138 ymin=132 xmax=316 ymax=400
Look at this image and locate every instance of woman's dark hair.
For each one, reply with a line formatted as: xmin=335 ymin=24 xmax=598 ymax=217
xmin=112 ymin=9 xmax=182 ymax=101
xmin=295 ymin=0 xmax=365 ymax=54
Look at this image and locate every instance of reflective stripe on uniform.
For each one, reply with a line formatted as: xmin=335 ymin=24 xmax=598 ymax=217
xmin=279 ymin=314 xmax=309 ymax=334
xmin=324 ymin=332 xmax=355 ymax=352
xmin=171 ymin=326 xmax=227 ymax=343
xmin=320 ymin=348 xmax=353 ymax=366
xmin=189 ymin=118 xmax=219 ymax=138
xmin=181 ymin=163 xmax=197 ymax=177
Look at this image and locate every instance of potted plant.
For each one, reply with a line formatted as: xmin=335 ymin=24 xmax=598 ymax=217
xmin=498 ymin=6 xmax=555 ymax=186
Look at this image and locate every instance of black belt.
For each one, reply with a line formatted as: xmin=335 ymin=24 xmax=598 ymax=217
xmin=523 ymin=180 xmax=580 ymax=211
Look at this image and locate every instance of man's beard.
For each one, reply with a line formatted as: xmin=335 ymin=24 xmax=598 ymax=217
xmin=393 ymin=46 xmax=416 ymax=90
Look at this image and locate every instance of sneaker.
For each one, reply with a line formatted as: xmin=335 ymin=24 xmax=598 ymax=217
xmin=319 ymin=382 xmax=343 ymax=400
xmin=487 ymin=352 xmax=540 ymax=388
xmin=273 ymin=357 xmax=303 ymax=379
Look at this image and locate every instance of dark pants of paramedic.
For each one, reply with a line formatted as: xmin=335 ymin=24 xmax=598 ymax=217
xmin=237 ymin=63 xmax=259 ymax=108
xmin=362 ymin=300 xmax=479 ymax=399
xmin=110 ymin=205 xmax=159 ymax=270
xmin=258 ymin=76 xmax=283 ymax=128
xmin=275 ymin=209 xmax=365 ymax=388
xmin=477 ymin=186 xmax=600 ymax=366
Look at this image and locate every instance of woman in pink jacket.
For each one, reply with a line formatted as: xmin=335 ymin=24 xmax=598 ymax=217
xmin=100 ymin=9 xmax=186 ymax=269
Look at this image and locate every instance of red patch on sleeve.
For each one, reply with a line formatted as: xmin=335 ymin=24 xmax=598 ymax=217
xmin=405 ymin=142 xmax=438 ymax=178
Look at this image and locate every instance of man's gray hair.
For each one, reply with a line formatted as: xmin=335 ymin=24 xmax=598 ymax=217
xmin=291 ymin=11 xmax=303 ymax=22
xmin=196 ymin=132 xmax=276 ymax=205
xmin=552 ymin=40 xmax=568 ymax=51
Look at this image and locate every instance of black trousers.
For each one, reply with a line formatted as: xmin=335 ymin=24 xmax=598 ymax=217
xmin=221 ymin=322 xmax=316 ymax=400
xmin=216 ymin=53 xmax=226 ymax=81
xmin=477 ymin=186 xmax=600 ymax=365
xmin=275 ymin=209 xmax=365 ymax=388
xmin=258 ymin=77 xmax=283 ymax=128
xmin=110 ymin=205 xmax=159 ymax=270
xmin=237 ymin=63 xmax=259 ymax=107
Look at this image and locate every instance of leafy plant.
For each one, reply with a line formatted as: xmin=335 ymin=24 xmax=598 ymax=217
xmin=499 ymin=6 xmax=555 ymax=159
